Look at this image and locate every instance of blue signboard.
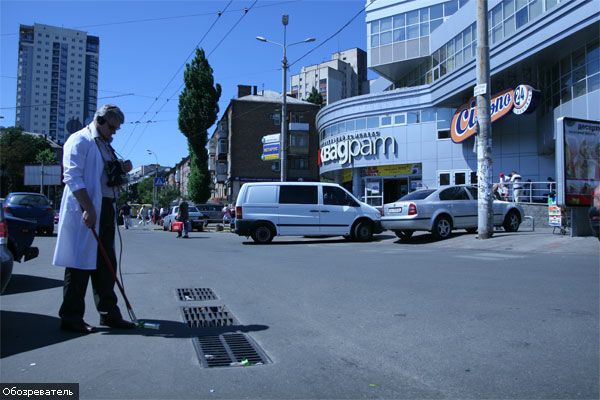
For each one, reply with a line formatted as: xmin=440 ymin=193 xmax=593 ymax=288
xmin=262 ymin=143 xmax=280 ymax=161
xmin=154 ymin=177 xmax=166 ymax=187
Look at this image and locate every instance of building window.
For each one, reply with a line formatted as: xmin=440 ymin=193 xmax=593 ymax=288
xmin=438 ymin=172 xmax=451 ymax=186
xmin=470 ymin=172 xmax=478 ymax=185
xmin=437 ymin=130 xmax=451 ymax=140
xmin=393 ymin=114 xmax=406 ymax=125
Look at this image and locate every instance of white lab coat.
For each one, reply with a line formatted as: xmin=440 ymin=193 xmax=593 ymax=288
xmin=52 ymin=124 xmax=105 ymax=270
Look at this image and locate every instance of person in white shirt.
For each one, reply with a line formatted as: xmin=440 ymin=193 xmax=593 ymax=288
xmin=53 ymin=104 xmax=135 ymax=333
xmin=510 ymin=171 xmax=523 ymax=202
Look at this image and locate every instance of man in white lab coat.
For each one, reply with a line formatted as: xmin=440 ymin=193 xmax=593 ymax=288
xmin=53 ymin=104 xmax=135 ymax=333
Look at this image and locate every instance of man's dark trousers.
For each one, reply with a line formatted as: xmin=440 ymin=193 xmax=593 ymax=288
xmin=59 ymin=198 xmax=122 ymax=323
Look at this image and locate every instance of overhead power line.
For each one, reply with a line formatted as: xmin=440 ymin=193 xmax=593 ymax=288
xmin=0 ymin=1 xmax=299 ymax=36
xmin=121 ymin=1 xmax=234 ymax=154
xmin=125 ymin=0 xmax=259 ymax=157
xmin=0 ymin=93 xmax=134 ymax=110
xmin=289 ymin=0 xmax=378 ymax=68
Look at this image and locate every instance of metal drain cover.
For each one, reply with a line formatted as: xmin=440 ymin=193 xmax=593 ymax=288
xmin=193 ymin=333 xmax=271 ymax=368
xmin=181 ymin=306 xmax=237 ymax=328
xmin=176 ymin=288 xmax=218 ymax=301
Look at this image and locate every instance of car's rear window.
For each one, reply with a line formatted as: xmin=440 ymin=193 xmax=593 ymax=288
xmin=399 ymin=190 xmax=436 ymax=201
xmin=10 ymin=194 xmax=50 ymax=206
xmin=188 ymin=206 xmax=199 ymax=213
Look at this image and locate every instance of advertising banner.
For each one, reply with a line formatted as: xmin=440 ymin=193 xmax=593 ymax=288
xmin=556 ymin=117 xmax=600 ymax=207
xmin=547 ymin=195 xmax=563 ymax=227
xmin=24 ymin=165 xmax=62 ymax=186
xmin=364 ymin=163 xmax=421 ymax=177
xmin=451 ymin=84 xmax=539 ymax=143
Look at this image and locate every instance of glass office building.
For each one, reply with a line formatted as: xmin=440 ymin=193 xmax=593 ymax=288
xmin=317 ymin=0 xmax=599 ymax=206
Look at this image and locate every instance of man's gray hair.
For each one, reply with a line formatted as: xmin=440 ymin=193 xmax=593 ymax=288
xmin=95 ymin=104 xmax=125 ymax=124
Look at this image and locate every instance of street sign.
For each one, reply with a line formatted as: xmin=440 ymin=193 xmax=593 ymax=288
xmin=262 ymin=133 xmax=280 ymax=144
xmin=474 ymin=83 xmax=487 ymax=96
xmin=154 ymin=177 xmax=166 ymax=187
xmin=261 ymin=143 xmax=280 ymax=161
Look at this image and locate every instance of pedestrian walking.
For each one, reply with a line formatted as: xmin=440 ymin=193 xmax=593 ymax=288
xmin=176 ymin=201 xmax=191 ymax=238
xmin=120 ymin=202 xmax=132 ymax=229
xmin=52 ymin=104 xmax=136 ymax=333
xmin=138 ymin=205 xmax=148 ymax=226
xmin=510 ymin=170 xmax=523 ymax=202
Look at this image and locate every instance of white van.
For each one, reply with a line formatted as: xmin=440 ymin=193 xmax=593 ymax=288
xmin=234 ymin=182 xmax=382 ymax=243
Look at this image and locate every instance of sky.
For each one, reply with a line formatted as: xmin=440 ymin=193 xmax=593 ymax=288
xmin=0 ymin=0 xmax=371 ymax=169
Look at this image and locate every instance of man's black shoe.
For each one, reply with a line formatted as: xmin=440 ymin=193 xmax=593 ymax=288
xmin=100 ymin=317 xmax=136 ymax=329
xmin=60 ymin=320 xmax=96 ymax=334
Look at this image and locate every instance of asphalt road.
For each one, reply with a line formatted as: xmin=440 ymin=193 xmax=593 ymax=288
xmin=1 ymin=225 xmax=598 ymax=399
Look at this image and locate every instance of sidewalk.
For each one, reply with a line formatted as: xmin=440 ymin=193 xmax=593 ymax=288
xmin=394 ymin=226 xmax=600 ymax=256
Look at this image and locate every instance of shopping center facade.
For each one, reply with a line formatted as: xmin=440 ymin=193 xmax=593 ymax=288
xmin=316 ymin=0 xmax=599 ymax=207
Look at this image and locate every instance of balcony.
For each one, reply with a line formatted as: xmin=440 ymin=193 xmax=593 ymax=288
xmin=217 ymin=138 xmax=228 ymax=160
xmin=289 ymin=122 xmax=309 ymax=132
xmin=217 ymin=120 xmax=228 ymax=139
xmin=216 ymin=161 xmax=227 ymax=183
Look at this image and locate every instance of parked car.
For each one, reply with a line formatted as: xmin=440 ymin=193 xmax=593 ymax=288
xmin=1 ymin=207 xmax=39 ymax=294
xmin=3 ymin=192 xmax=54 ymax=235
xmin=234 ymin=182 xmax=383 ymax=244
xmin=162 ymin=205 xmax=208 ymax=232
xmin=381 ymin=185 xmax=524 ymax=241
xmin=194 ymin=203 xmax=224 ymax=223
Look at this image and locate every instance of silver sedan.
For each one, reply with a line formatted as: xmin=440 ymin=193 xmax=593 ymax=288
xmin=381 ymin=185 xmax=524 ymax=240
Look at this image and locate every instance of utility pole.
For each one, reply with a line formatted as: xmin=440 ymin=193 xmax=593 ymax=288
xmin=281 ymin=14 xmax=289 ymax=182
xmin=476 ymin=0 xmax=493 ymax=239
xmin=40 ymin=161 xmax=44 ymax=194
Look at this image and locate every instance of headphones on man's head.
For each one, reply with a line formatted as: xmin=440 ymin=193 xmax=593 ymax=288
xmin=96 ymin=105 xmax=119 ymax=125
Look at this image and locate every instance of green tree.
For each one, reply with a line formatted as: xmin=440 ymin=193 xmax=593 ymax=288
xmin=306 ymin=87 xmax=324 ymax=107
xmin=0 ymin=127 xmax=52 ymax=196
xmin=135 ymin=177 xmax=154 ymax=205
xmin=158 ymin=185 xmax=180 ymax=208
xmin=35 ymin=148 xmax=57 ymax=165
xmin=178 ymin=48 xmax=221 ymax=204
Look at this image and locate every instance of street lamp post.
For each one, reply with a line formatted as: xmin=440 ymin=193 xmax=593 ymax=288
xmin=146 ymin=149 xmax=158 ymax=216
xmin=257 ymin=16 xmax=315 ymax=182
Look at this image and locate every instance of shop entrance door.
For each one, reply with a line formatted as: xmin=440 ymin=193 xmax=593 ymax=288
xmin=363 ymin=178 xmax=383 ymax=207
xmin=383 ymin=178 xmax=409 ymax=203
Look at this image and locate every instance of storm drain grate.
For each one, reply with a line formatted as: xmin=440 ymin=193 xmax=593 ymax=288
xmin=181 ymin=306 xmax=237 ymax=328
xmin=176 ymin=288 xmax=218 ymax=301
xmin=192 ymin=333 xmax=271 ymax=368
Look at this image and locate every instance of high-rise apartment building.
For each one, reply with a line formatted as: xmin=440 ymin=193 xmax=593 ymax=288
xmin=16 ymin=23 xmax=99 ymax=144
xmin=290 ymin=48 xmax=367 ymax=105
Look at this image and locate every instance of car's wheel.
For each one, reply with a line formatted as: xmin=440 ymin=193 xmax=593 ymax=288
xmin=432 ymin=215 xmax=453 ymax=240
xmin=353 ymin=220 xmax=373 ymax=242
xmin=465 ymin=227 xmax=477 ymax=234
xmin=163 ymin=224 xmax=167 ymax=231
xmin=169 ymin=222 xmax=173 ymax=232
xmin=251 ymin=224 xmax=274 ymax=244
xmin=394 ymin=230 xmax=414 ymax=241
xmin=503 ymin=210 xmax=521 ymax=232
